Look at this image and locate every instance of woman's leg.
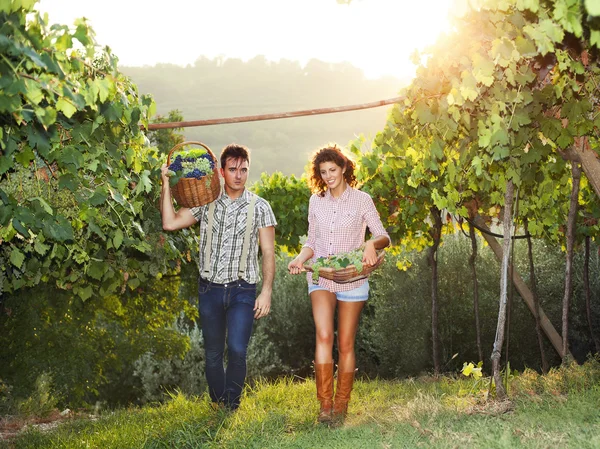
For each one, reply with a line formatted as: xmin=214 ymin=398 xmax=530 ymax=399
xmin=311 ymin=290 xmax=337 ymax=363
xmin=311 ymin=289 xmax=337 ymax=422
xmin=336 ymin=301 xmax=365 ymax=373
xmin=333 ymin=300 xmax=365 ymax=420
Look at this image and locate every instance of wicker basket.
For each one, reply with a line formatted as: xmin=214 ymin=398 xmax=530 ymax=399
xmin=303 ymin=249 xmax=385 ymax=284
xmin=167 ymin=141 xmax=221 ymax=208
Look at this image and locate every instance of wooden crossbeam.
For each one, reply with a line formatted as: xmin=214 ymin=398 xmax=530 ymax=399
xmin=144 ymin=96 xmax=405 ymax=130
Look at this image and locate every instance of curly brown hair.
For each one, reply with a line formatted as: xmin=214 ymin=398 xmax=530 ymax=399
xmin=308 ymin=144 xmax=357 ymax=196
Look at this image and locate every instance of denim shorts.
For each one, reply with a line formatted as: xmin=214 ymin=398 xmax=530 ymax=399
xmin=308 ymin=280 xmax=369 ymax=302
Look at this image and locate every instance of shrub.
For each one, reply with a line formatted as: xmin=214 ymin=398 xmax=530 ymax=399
xmin=0 ymin=378 xmax=15 ymax=415
xmin=0 ymin=278 xmax=192 ymax=407
xmin=359 ymin=252 xmax=431 ymax=378
xmin=17 ymin=372 xmax=59 ymax=418
xmin=133 ymin=319 xmax=206 ymax=404
xmin=249 ymin=253 xmax=315 ymax=379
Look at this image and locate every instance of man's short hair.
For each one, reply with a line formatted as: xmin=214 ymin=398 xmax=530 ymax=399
xmin=220 ymin=144 xmax=250 ymax=169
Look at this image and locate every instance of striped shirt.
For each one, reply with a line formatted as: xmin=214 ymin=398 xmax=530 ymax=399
xmin=190 ymin=188 xmax=277 ymax=284
xmin=303 ymin=186 xmax=390 ymax=292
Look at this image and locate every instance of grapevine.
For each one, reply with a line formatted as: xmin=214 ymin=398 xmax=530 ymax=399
xmin=308 ymin=248 xmax=364 ymax=283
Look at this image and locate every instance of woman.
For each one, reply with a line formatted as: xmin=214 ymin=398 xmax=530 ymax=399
xmin=288 ymin=144 xmax=390 ymax=423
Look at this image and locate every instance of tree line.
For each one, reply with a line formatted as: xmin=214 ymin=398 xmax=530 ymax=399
xmin=121 ymin=56 xmax=404 ymax=180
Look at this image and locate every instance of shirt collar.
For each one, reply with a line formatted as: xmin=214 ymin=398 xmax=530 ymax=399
xmin=220 ymin=187 xmax=251 ymax=204
xmin=325 ymin=184 xmax=351 ymax=201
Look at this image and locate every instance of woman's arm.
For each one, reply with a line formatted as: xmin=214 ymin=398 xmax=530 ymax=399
xmin=362 ymin=235 xmax=390 ymax=265
xmin=288 ymin=246 xmax=315 ymax=274
xmin=362 ymin=194 xmax=391 ymax=265
xmin=288 ymin=195 xmax=316 ymax=274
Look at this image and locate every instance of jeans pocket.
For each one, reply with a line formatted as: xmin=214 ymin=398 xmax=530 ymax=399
xmin=237 ymin=281 xmax=256 ymax=291
xmin=234 ymin=282 xmax=256 ymax=306
xmin=198 ymin=278 xmax=211 ymax=295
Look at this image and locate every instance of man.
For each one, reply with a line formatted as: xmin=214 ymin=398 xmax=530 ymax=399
xmin=160 ymin=143 xmax=276 ymax=410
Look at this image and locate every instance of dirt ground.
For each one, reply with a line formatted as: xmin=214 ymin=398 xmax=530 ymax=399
xmin=0 ymin=409 xmax=94 ymax=442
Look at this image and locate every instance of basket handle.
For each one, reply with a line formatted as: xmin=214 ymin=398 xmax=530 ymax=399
xmin=167 ymin=141 xmax=215 ymax=166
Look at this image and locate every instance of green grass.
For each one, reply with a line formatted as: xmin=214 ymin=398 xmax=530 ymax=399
xmin=3 ymin=360 xmax=600 ymax=449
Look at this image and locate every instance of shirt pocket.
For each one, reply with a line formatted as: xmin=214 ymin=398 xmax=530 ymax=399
xmin=233 ymin=208 xmax=250 ymax=239
xmin=339 ymin=210 xmax=358 ymax=229
xmin=313 ymin=209 xmax=331 ymax=239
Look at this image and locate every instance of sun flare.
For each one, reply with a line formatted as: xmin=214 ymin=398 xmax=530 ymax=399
xmin=37 ymin=0 xmax=455 ymax=81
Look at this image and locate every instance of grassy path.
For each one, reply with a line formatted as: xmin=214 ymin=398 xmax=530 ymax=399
xmin=3 ymin=362 xmax=600 ymax=448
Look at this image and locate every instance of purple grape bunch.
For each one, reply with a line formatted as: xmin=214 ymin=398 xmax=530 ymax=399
xmin=184 ymin=168 xmax=207 ymax=179
xmin=168 ymin=155 xmax=183 ymax=172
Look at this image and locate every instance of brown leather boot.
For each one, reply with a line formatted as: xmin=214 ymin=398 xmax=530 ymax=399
xmin=332 ymin=370 xmax=355 ymax=422
xmin=314 ymin=362 xmax=334 ymax=423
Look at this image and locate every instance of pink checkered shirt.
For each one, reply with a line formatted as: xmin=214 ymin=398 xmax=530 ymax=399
xmin=303 ymin=186 xmax=390 ymax=292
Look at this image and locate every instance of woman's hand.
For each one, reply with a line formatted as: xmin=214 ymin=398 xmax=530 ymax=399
xmin=287 ymin=257 xmax=305 ymax=275
xmin=362 ymin=240 xmax=377 ymax=266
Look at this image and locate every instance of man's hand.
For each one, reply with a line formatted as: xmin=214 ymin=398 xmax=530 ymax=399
xmin=160 ymin=163 xmax=171 ymax=185
xmin=254 ymin=291 xmax=271 ymax=319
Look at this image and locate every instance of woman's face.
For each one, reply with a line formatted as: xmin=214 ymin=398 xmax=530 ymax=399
xmin=319 ymin=161 xmax=345 ymax=191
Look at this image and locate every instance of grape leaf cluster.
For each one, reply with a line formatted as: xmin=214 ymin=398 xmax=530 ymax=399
xmin=309 ymin=248 xmax=364 ymax=283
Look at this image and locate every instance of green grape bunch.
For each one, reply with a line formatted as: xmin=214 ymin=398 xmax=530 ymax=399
xmin=308 ymin=248 xmax=364 ymax=283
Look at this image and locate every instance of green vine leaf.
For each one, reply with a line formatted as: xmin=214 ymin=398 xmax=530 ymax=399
xmin=56 ymin=97 xmax=77 ymax=118
xmin=113 ymin=229 xmax=124 ymax=249
xmin=10 ymin=247 xmax=25 ymax=269
xmin=584 ymin=0 xmax=600 ymax=16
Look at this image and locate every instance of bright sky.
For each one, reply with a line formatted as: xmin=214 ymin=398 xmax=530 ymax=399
xmin=36 ymin=0 xmax=455 ymax=80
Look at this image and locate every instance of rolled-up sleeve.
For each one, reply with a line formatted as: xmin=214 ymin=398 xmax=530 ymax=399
xmin=363 ymin=195 xmax=391 ymax=245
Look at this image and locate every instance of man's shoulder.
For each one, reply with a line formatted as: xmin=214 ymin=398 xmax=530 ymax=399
xmin=249 ymin=192 xmax=271 ymax=207
xmin=249 ymin=193 xmax=275 ymax=217
xmin=189 ymin=204 xmax=207 ymax=219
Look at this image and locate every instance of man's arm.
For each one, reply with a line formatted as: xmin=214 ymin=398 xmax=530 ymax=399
xmin=160 ymin=163 xmax=198 ymax=231
xmin=254 ymin=225 xmax=275 ymax=319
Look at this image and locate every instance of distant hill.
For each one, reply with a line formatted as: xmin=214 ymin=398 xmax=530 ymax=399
xmin=121 ymin=56 xmax=408 ymax=181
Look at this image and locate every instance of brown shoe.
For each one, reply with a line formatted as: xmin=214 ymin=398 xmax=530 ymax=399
xmin=314 ymin=362 xmax=334 ymax=423
xmin=332 ymin=370 xmax=355 ymax=422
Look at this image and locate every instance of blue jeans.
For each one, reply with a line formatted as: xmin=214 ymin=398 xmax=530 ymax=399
xmin=198 ymin=277 xmax=256 ymax=410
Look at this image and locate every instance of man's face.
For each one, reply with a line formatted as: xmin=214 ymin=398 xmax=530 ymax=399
xmin=220 ymin=157 xmax=249 ymax=195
